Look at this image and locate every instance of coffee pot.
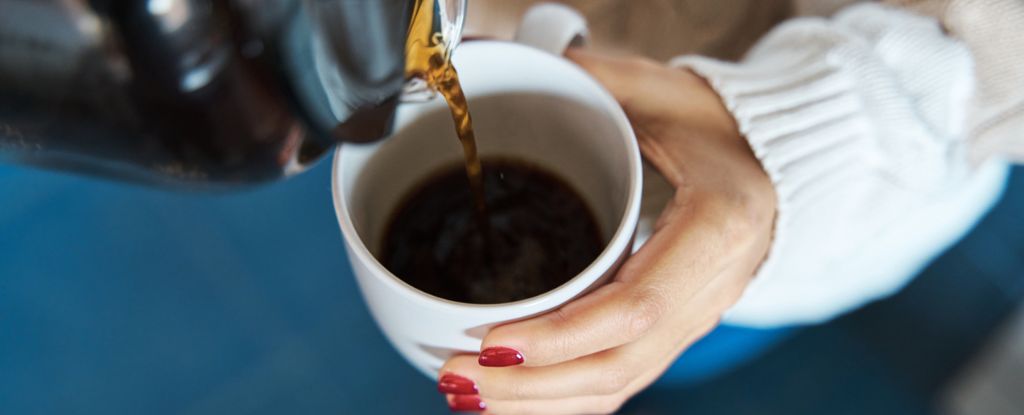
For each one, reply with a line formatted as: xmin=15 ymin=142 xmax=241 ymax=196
xmin=0 ymin=0 xmax=465 ymax=187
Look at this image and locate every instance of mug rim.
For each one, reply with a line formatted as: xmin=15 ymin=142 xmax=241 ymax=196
xmin=331 ymin=40 xmax=642 ymax=312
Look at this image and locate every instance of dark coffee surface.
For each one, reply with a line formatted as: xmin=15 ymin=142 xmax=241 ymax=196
xmin=381 ymin=159 xmax=603 ymax=304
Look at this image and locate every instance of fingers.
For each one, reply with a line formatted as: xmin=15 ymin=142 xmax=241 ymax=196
xmin=439 ymin=311 xmax=720 ymax=410
xmin=444 ymin=342 xmax=655 ymax=401
xmin=478 ymin=280 xmax=668 ymax=368
xmin=566 ymin=48 xmax=740 ymax=143
xmin=479 ymin=197 xmax=741 ymax=368
xmin=566 ymin=49 xmax=700 ymax=120
xmin=444 ymin=286 xmax=727 ymax=402
xmin=565 ymin=48 xmax=664 ymax=105
xmin=437 ymin=220 xmax=752 ymax=411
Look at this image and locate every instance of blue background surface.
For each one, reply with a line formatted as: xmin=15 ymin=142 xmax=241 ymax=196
xmin=1 ymin=160 xmax=1021 ymax=414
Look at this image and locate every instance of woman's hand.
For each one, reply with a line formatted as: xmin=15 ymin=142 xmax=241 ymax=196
xmin=438 ymin=49 xmax=778 ymax=414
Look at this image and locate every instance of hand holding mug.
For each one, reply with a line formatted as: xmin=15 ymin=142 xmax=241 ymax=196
xmin=437 ymin=49 xmax=778 ymax=414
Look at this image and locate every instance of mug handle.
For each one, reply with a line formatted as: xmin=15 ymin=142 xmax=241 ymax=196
xmin=514 ymin=3 xmax=589 ymax=55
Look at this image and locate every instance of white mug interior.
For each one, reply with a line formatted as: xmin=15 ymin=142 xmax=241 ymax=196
xmin=340 ymin=41 xmax=635 ymax=304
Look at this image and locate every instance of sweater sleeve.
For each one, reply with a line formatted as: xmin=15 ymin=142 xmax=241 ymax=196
xmin=670 ymin=3 xmax=1013 ymax=327
xmin=891 ymin=0 xmax=1024 ymax=164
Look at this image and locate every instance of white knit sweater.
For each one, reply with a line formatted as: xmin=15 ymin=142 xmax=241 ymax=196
xmin=668 ymin=2 xmax=1022 ymax=327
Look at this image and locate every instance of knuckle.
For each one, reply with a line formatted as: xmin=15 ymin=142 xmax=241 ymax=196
xmin=543 ymin=307 xmax=581 ymax=359
xmin=545 ymin=306 xmax=573 ymax=331
xmin=622 ymin=288 xmax=668 ymax=338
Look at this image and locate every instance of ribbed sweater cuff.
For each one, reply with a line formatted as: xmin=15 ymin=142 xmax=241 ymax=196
xmin=669 ymin=54 xmax=873 ymax=281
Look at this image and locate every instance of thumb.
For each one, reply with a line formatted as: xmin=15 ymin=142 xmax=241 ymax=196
xmin=565 ymin=48 xmax=736 ymax=136
xmin=565 ymin=48 xmax=675 ymax=118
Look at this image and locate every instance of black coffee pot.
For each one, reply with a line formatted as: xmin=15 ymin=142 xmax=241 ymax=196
xmin=0 ymin=0 xmax=464 ymax=187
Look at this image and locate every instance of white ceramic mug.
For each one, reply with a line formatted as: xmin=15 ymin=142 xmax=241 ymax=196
xmin=331 ymin=4 xmax=642 ymax=379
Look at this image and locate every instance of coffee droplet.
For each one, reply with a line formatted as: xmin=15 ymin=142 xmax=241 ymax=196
xmin=405 ymin=0 xmax=487 ymax=227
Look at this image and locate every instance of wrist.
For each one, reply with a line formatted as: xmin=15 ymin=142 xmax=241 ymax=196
xmin=682 ymin=69 xmax=775 ymax=227
xmin=673 ymin=69 xmax=743 ymax=143
xmin=669 ymin=69 xmax=776 ymax=261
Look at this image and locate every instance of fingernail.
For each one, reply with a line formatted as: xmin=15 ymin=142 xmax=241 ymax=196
xmin=448 ymin=394 xmax=486 ymax=412
xmin=438 ymin=374 xmax=478 ymax=395
xmin=478 ymin=346 xmax=524 ymax=367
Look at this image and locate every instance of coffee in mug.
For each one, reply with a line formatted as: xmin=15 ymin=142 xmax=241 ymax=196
xmin=381 ymin=158 xmax=603 ymax=304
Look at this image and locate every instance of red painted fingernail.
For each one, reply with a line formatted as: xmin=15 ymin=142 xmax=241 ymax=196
xmin=448 ymin=394 xmax=486 ymax=412
xmin=438 ymin=374 xmax=478 ymax=394
xmin=478 ymin=346 xmax=524 ymax=367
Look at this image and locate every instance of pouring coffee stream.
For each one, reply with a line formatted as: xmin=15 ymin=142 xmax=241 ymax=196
xmin=404 ymin=0 xmax=490 ymax=235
